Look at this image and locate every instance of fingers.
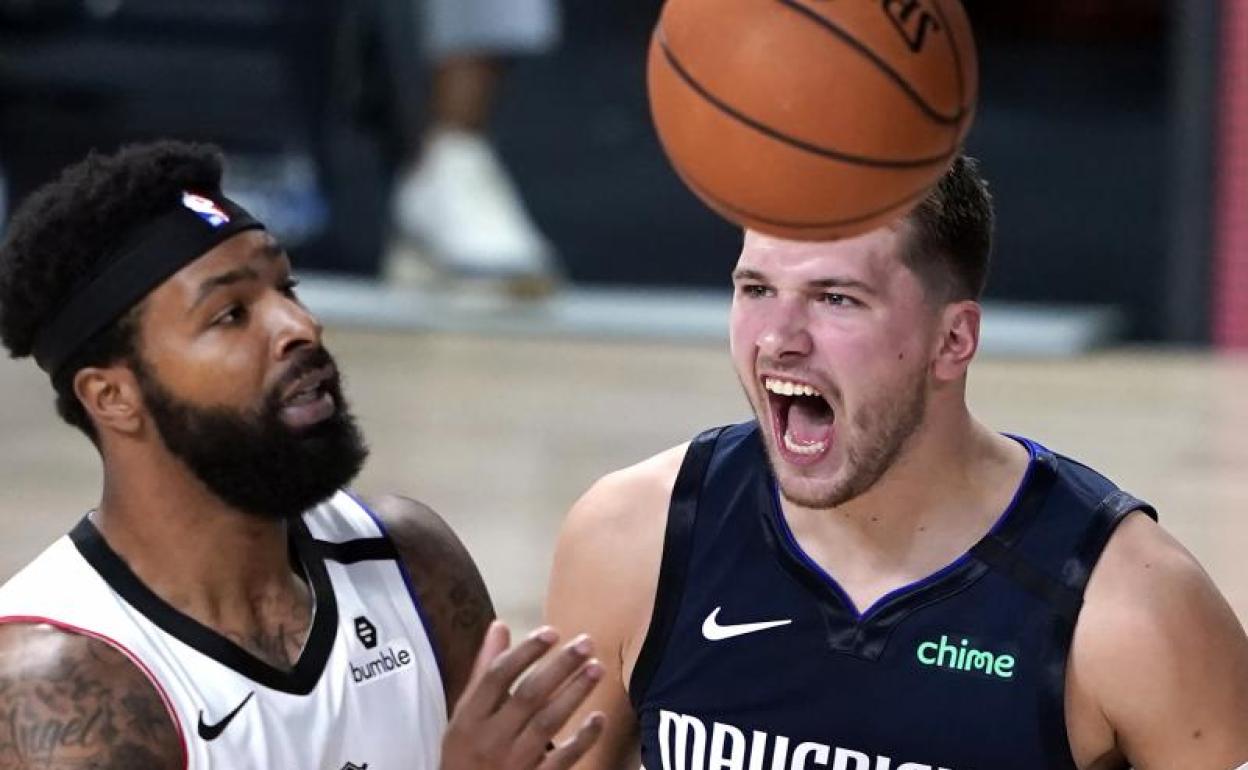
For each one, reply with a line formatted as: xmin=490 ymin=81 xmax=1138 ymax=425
xmin=538 ymin=712 xmax=606 ymax=770
xmin=467 ymin=621 xmax=510 ymax=687
xmin=504 ymin=643 xmax=604 ymax=759
xmin=442 ymin=625 xmax=606 ymax=770
xmin=531 ymin=656 xmax=603 ymax=736
xmin=496 ymin=634 xmax=595 ymax=734
xmin=457 ymin=624 xmax=559 ymax=722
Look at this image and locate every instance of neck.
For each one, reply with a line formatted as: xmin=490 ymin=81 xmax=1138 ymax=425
xmin=780 ymin=404 xmax=1030 ymax=584
xmin=94 ymin=443 xmax=305 ymax=626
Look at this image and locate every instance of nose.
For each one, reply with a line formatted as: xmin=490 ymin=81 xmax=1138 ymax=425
xmin=757 ymin=298 xmax=812 ymax=360
xmin=270 ymin=294 xmax=322 ymax=360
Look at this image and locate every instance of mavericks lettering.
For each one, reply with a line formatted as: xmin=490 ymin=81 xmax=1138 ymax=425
xmin=657 ymin=710 xmax=955 ymax=770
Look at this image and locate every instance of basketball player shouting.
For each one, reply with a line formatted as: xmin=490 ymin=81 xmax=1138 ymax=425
xmin=547 ymin=158 xmax=1248 ymax=770
xmin=0 ymin=141 xmax=603 ymax=769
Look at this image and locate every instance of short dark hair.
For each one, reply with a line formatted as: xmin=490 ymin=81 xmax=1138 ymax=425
xmin=901 ymin=154 xmax=994 ymax=302
xmin=0 ymin=140 xmax=225 ymax=440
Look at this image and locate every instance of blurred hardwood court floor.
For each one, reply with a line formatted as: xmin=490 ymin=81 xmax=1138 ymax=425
xmin=0 ymin=329 xmax=1245 ymax=632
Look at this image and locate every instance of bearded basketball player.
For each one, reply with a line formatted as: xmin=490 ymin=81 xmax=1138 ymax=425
xmin=0 ymin=141 xmax=603 ymax=769
xmin=546 ymin=157 xmax=1248 ymax=770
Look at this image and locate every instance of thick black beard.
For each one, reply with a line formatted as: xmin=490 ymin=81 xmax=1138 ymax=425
xmin=135 ymin=348 xmax=369 ymax=521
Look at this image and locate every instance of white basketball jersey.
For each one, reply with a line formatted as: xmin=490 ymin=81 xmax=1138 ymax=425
xmin=0 ymin=490 xmax=447 ymax=770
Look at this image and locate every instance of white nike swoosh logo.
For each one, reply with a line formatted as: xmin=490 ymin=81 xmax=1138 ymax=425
xmin=701 ymin=606 xmax=793 ymax=641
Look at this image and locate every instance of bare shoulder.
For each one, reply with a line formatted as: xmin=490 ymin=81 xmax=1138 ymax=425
xmin=549 ymin=443 xmax=690 ymax=669
xmin=562 ymin=443 xmax=689 ymax=542
xmin=543 ymin=444 xmax=692 ymax=770
xmin=1080 ymin=512 xmax=1244 ymax=654
xmin=0 ymin=623 xmax=183 ymax=770
xmin=367 ymin=495 xmax=495 ymax=708
xmin=1068 ymin=512 xmax=1248 ymax=769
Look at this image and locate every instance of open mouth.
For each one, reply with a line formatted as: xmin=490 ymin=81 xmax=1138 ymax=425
xmin=763 ymin=375 xmax=835 ymax=463
xmin=282 ymin=365 xmax=335 ymax=404
xmin=279 ymin=365 xmax=338 ymax=428
xmin=284 ymin=378 xmax=329 ymax=406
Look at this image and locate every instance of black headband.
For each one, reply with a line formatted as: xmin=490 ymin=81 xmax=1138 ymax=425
xmin=32 ymin=191 xmax=265 ymax=377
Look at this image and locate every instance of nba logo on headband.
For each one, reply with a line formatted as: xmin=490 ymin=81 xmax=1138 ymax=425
xmin=181 ymin=191 xmax=231 ymax=228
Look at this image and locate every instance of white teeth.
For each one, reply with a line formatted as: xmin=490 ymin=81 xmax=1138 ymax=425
xmin=287 ymin=382 xmax=322 ymax=404
xmin=764 ymin=377 xmax=822 ymax=399
xmin=783 ymin=430 xmax=828 ymax=456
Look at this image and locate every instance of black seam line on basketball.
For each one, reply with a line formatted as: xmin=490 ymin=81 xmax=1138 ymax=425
xmin=928 ymin=0 xmax=973 ymax=156
xmin=678 ymin=155 xmax=946 ymax=230
xmin=930 ymin=0 xmax=968 ymax=113
xmin=773 ymin=0 xmax=966 ymax=126
xmin=657 ymin=31 xmax=954 ymax=171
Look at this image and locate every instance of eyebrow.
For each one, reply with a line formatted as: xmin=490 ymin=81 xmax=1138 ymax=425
xmin=809 ymin=277 xmax=876 ymax=294
xmin=189 ymin=267 xmax=261 ymax=313
xmin=732 ymin=268 xmax=767 ymax=282
xmin=732 ymin=268 xmax=875 ymax=294
xmin=258 ymin=241 xmax=287 ymax=261
xmin=187 ymin=243 xmax=287 ymax=313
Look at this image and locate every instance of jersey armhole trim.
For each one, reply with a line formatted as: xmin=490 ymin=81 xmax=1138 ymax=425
xmin=1036 ymin=489 xmax=1156 ymax=770
xmin=1065 ymin=491 xmax=1157 ymax=594
xmin=0 ymin=614 xmax=190 ymax=770
xmin=627 ymin=426 xmax=725 ymax=711
xmin=304 ymin=536 xmax=400 ymax=565
xmin=344 ymin=490 xmax=447 ymax=712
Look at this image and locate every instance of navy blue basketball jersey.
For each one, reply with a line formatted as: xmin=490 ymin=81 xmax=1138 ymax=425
xmin=631 ymin=422 xmax=1155 ymax=770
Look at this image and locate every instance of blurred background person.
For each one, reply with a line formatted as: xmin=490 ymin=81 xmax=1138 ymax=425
xmin=386 ymin=0 xmax=564 ymax=294
xmin=0 ymin=0 xmax=567 ymax=292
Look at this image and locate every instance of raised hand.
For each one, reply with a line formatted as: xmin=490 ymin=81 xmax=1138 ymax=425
xmin=441 ymin=621 xmax=606 ymax=770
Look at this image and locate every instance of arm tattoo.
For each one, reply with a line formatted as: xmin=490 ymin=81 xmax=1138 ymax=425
xmin=372 ymin=496 xmax=496 ymax=707
xmin=0 ymin=627 xmax=182 ymax=769
xmin=448 ymin=578 xmax=492 ymax=636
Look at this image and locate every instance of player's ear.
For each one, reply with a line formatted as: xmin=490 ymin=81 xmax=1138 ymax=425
xmin=74 ymin=363 xmax=145 ymax=437
xmin=931 ymin=300 xmax=980 ymax=382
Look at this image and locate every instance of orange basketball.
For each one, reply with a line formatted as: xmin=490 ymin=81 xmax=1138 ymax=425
xmin=647 ymin=0 xmax=978 ymax=240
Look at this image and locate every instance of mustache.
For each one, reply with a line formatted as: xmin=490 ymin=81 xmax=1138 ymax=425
xmin=268 ymin=347 xmax=339 ymax=406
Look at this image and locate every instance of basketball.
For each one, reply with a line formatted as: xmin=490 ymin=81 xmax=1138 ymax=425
xmin=647 ymin=0 xmax=979 ymax=240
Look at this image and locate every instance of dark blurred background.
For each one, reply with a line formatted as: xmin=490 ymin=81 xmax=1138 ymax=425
xmin=0 ymin=0 xmax=1236 ymax=343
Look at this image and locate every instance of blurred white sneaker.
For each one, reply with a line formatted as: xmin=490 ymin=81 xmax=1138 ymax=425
xmin=388 ymin=129 xmax=559 ymax=296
